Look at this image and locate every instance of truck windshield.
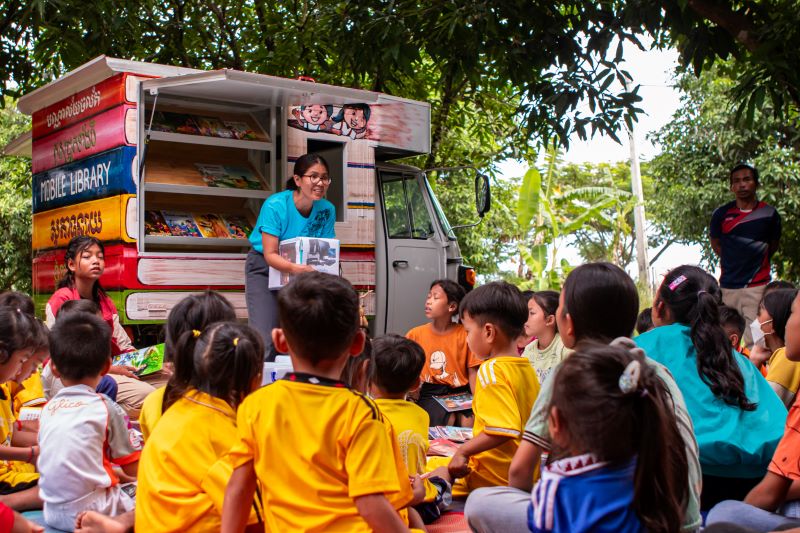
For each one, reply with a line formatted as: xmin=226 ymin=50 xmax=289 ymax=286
xmin=424 ymin=178 xmax=456 ymax=240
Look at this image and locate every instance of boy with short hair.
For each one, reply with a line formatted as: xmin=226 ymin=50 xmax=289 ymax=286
xmin=720 ymin=305 xmax=750 ymax=357
xmin=38 ymin=312 xmax=140 ymax=531
xmin=222 ymin=272 xmax=412 ymax=533
xmin=428 ymin=281 xmax=540 ymax=496
xmin=370 ymin=334 xmax=452 ymax=524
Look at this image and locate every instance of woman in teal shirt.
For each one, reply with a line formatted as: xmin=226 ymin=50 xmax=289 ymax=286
xmin=636 ymin=265 xmax=786 ymax=510
xmin=245 ymin=153 xmax=335 ymax=359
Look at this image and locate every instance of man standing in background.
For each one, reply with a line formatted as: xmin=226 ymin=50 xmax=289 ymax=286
xmin=710 ymin=163 xmax=781 ymax=346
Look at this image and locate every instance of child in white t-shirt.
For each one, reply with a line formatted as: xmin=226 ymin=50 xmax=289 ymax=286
xmin=38 ymin=311 xmax=141 ymax=531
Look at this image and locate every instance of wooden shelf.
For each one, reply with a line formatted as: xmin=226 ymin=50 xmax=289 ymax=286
xmin=145 ymin=183 xmax=270 ymax=199
xmin=144 ymin=235 xmax=250 ymax=247
xmin=148 ymin=130 xmax=272 ymax=150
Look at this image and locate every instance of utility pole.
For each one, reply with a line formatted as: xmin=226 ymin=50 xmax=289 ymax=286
xmin=624 ymin=78 xmax=651 ymax=290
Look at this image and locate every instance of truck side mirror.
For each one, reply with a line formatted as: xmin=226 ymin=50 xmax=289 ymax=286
xmin=476 ymin=173 xmax=491 ymax=217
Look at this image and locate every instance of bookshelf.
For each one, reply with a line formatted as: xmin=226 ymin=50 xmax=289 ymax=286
xmin=138 ymin=100 xmax=277 ymax=254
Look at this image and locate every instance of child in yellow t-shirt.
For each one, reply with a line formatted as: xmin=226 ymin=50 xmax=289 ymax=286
xmin=427 ymin=281 xmax=540 ymax=497
xmin=8 ymin=319 xmax=49 ymax=428
xmin=222 ymin=273 xmax=413 ymax=533
xmin=406 ymin=279 xmax=481 ymax=426
xmin=370 ymin=334 xmax=453 ymax=525
xmin=136 ymin=322 xmax=265 ymax=532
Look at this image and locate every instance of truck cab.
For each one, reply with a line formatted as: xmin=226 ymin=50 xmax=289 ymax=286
xmin=13 ymin=56 xmax=484 ymax=338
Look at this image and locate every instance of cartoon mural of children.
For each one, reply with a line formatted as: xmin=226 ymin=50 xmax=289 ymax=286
xmin=289 ymin=104 xmax=334 ymax=132
xmin=331 ymin=103 xmax=371 ymax=139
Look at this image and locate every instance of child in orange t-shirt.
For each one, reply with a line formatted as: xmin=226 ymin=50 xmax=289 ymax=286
xmin=406 ymin=279 xmax=481 ymax=426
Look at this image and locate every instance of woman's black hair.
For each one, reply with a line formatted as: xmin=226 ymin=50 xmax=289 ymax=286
xmin=658 ymin=265 xmax=755 ymax=411
xmin=0 ymin=307 xmax=37 ymax=365
xmin=162 ymin=291 xmax=238 ymax=414
xmin=192 ymin=321 xmax=264 ymax=409
xmin=549 ymin=343 xmax=688 ymax=533
xmin=531 ymin=290 xmax=560 ymax=318
xmin=762 ymin=289 xmax=799 ymax=343
xmin=561 ymin=263 xmax=639 ymax=343
xmin=58 ymin=236 xmax=106 ymax=303
xmin=285 ymin=153 xmax=330 ymax=191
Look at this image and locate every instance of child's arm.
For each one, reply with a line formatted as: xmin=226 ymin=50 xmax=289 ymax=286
xmin=221 ymin=461 xmax=258 ymax=533
xmin=744 ymin=471 xmax=792 ymax=511
xmin=10 ymin=430 xmax=36 ymax=447
xmin=354 ymin=493 xmax=409 ymax=533
xmin=448 ymin=432 xmax=511 ymax=479
xmin=786 ymin=479 xmax=800 ymax=501
xmin=120 ymin=460 xmax=138 ymax=478
xmin=0 ymin=446 xmax=38 ymax=464
xmin=508 ymin=440 xmax=541 ymax=492
xmin=468 ymin=367 xmax=477 ymax=394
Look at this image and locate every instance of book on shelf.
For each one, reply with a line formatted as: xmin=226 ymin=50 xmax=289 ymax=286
xmin=223 ymin=215 xmax=253 ymax=239
xmin=112 ymin=344 xmax=165 ymax=376
xmin=144 ymin=210 xmax=172 ymax=236
xmin=195 ymin=163 xmax=265 ymax=190
xmin=195 ymin=213 xmax=233 ymax=239
xmin=432 ymin=391 xmax=473 ymax=413
xmin=162 ymin=211 xmax=202 ymax=238
xmin=150 ymin=110 xmax=269 ymax=141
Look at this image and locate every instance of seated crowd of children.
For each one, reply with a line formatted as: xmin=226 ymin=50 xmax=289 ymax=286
xmin=2 ymin=237 xmax=800 ymax=531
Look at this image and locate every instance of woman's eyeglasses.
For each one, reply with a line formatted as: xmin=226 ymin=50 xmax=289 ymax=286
xmin=302 ymin=173 xmax=331 ymax=184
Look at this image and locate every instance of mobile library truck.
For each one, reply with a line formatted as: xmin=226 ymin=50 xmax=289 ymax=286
xmin=11 ymin=56 xmax=488 ymax=339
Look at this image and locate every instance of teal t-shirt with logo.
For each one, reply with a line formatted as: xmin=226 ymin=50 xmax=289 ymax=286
xmin=249 ymin=189 xmax=336 ymax=252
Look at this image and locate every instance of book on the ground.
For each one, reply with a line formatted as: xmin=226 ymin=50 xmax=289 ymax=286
xmin=428 ymin=426 xmax=473 ymax=442
xmin=194 ymin=163 xmax=264 ymax=190
xmin=195 ymin=213 xmax=232 ymax=238
xmin=268 ymin=237 xmax=340 ymax=289
xmin=112 ymin=344 xmax=165 ymax=376
xmin=223 ymin=215 xmax=253 ymax=239
xmin=162 ymin=211 xmax=202 ymax=237
xmin=432 ymin=391 xmax=473 ymax=412
xmin=427 ymin=438 xmax=461 ymax=457
xmin=144 ymin=210 xmax=172 ymax=236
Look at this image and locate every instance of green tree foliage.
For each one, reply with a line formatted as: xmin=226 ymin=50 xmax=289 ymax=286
xmin=649 ymin=64 xmax=800 ymax=280
xmin=0 ymin=99 xmax=32 ymax=292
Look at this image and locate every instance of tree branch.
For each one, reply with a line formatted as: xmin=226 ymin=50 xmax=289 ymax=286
xmin=686 ymin=0 xmax=759 ymax=52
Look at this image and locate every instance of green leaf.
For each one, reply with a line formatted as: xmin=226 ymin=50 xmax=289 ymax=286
xmin=516 ymin=166 xmax=542 ymax=229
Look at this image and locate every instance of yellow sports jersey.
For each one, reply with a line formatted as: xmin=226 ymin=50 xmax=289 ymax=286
xmin=766 ymin=347 xmax=800 ymax=405
xmin=138 ymin=386 xmax=166 ymax=441
xmin=229 ymin=373 xmax=413 ymax=532
xmin=0 ymin=385 xmax=38 ymax=488
xmin=462 ymin=356 xmax=539 ymax=495
xmin=375 ymin=398 xmax=439 ymax=502
xmin=135 ymin=389 xmax=260 ymax=532
xmin=9 ymin=371 xmax=46 ymax=416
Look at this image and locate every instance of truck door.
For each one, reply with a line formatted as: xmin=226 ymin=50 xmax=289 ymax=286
xmin=377 ymin=167 xmax=447 ymax=335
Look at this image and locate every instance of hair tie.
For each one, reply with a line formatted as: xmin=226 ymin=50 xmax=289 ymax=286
xmin=619 ymin=360 xmax=641 ymax=394
xmin=668 ymin=275 xmax=687 ymax=291
xmin=697 ymin=290 xmax=707 ymax=298
xmin=192 ymin=330 xmax=201 ymax=338
xmin=233 ymin=337 xmax=239 ymax=347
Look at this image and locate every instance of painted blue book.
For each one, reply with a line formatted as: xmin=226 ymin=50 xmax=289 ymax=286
xmin=32 ymin=146 xmax=137 ymax=213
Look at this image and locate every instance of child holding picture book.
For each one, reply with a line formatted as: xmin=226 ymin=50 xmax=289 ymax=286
xmin=406 ymin=280 xmax=482 ymax=426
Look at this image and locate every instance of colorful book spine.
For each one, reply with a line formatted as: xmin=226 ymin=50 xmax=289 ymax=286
xmin=32 ymin=104 xmax=137 ymax=174
xmin=32 ymin=146 xmax=137 ymax=213
xmin=31 ymin=73 xmax=147 ymax=139
xmin=31 ymin=194 xmax=137 ymax=251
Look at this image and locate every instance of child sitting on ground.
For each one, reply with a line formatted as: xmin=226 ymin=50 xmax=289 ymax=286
xmin=707 ymin=289 xmax=800 ymax=530
xmin=528 ymin=343 xmax=688 ymax=533
xmin=407 ymin=280 xmax=481 ymax=426
xmin=0 ymin=308 xmax=42 ymax=512
xmin=757 ymin=289 xmax=800 ymax=407
xmin=521 ymin=290 xmax=570 ymax=384
xmin=222 ymin=272 xmax=413 ymax=532
xmin=38 ymin=312 xmax=141 ymax=530
xmin=371 ymin=334 xmax=451 ymax=524
xmin=136 ymin=322 xmax=265 ymax=532
xmin=428 ymin=281 xmax=540 ymax=496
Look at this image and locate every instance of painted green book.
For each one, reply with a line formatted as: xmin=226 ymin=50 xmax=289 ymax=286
xmin=112 ymin=344 xmax=165 ymax=376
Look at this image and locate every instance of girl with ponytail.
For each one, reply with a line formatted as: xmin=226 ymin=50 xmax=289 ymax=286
xmin=527 ymin=343 xmax=688 ymax=533
xmin=136 ymin=321 xmax=264 ymax=532
xmin=638 ymin=264 xmax=787 ymax=509
xmin=138 ymin=291 xmax=236 ymax=440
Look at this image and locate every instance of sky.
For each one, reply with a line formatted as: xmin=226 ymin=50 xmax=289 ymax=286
xmin=498 ymin=39 xmax=711 ymax=286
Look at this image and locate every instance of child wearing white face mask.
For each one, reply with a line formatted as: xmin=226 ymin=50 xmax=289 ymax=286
xmin=752 ymin=289 xmax=800 ymax=407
